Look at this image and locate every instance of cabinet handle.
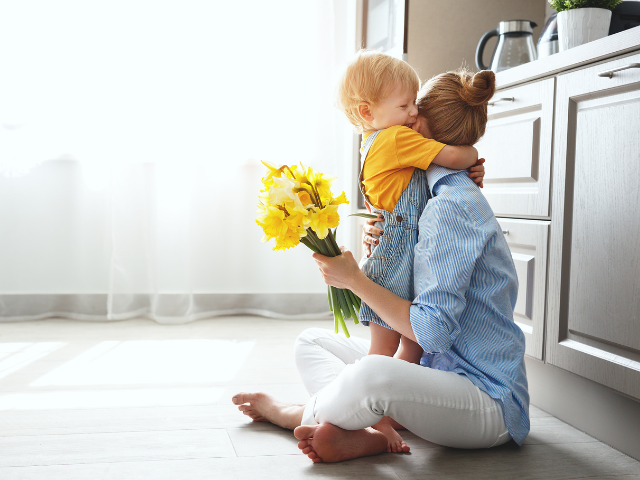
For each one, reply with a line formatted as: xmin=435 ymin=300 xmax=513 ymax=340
xmin=502 ymin=229 xmax=509 ymax=236
xmin=488 ymin=97 xmax=515 ymax=106
xmin=597 ymin=63 xmax=640 ymax=78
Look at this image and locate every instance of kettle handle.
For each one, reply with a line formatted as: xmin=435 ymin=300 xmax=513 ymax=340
xmin=476 ymin=29 xmax=498 ymax=71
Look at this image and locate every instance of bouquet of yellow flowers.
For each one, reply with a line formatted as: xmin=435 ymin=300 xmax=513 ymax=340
xmin=256 ymin=161 xmax=362 ymax=337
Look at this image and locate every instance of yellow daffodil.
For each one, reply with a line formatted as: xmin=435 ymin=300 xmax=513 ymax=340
xmin=260 ymin=160 xmax=284 ymax=188
xmin=270 ymin=175 xmax=295 ymax=202
xmin=309 ymin=170 xmax=336 ymax=202
xmin=255 ymin=160 xmax=360 ymax=337
xmin=329 ymin=191 xmax=349 ymax=206
xmin=256 ymin=190 xmax=271 ymax=213
xmin=296 ymin=189 xmax=314 ymax=207
xmin=309 ymin=205 xmax=340 ymax=239
xmin=292 ymin=164 xmax=313 ymax=186
xmin=273 ymin=225 xmax=306 ymax=251
xmin=256 ymin=206 xmax=287 ymax=242
xmin=285 ymin=206 xmax=311 ymax=229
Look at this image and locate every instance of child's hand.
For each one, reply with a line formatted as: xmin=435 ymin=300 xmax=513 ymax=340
xmin=469 ymin=158 xmax=485 ymax=188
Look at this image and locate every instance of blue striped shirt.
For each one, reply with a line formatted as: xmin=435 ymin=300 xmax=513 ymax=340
xmin=410 ymin=164 xmax=530 ymax=445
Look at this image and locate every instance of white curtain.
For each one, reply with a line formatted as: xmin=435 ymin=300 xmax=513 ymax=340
xmin=0 ymin=0 xmax=358 ymax=323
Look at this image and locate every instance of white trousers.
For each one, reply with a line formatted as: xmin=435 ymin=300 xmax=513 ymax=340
xmin=295 ymin=328 xmax=511 ymax=449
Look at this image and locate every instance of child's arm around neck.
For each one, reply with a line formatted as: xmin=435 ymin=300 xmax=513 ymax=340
xmin=432 ymin=144 xmax=478 ymax=171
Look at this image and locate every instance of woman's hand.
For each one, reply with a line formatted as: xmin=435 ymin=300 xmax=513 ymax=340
xmin=362 ymin=213 xmax=384 ymax=257
xmin=469 ymin=158 xmax=486 ymax=188
xmin=312 ymin=249 xmax=364 ymax=291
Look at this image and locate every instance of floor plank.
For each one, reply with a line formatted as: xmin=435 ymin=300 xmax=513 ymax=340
xmin=382 ymin=442 xmax=640 ymax=480
xmin=0 ymin=316 xmax=637 ymax=480
xmin=0 ymin=455 xmax=401 ymax=480
xmin=0 ymin=429 xmax=236 ymax=468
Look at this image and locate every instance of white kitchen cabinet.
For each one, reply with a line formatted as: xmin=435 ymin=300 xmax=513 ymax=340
xmin=479 ymin=78 xmax=555 ymax=358
xmin=497 ymin=218 xmax=550 ymax=360
xmin=476 ymin=78 xmax=555 ymax=219
xmin=545 ymin=52 xmax=640 ymax=400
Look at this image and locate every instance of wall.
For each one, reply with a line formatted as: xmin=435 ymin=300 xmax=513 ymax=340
xmin=407 ymin=0 xmax=548 ymax=81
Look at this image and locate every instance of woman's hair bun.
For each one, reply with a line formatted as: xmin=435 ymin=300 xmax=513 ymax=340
xmin=458 ymin=70 xmax=495 ymax=107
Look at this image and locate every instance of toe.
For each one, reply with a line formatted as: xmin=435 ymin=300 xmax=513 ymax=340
xmin=232 ymin=392 xmax=251 ymax=405
xmin=294 ymin=425 xmax=318 ymax=440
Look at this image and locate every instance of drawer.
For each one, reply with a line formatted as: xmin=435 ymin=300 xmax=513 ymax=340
xmin=497 ymin=218 xmax=550 ymax=360
xmin=476 ymin=78 xmax=555 ymax=218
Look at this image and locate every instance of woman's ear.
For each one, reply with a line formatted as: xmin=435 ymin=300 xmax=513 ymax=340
xmin=358 ymin=102 xmax=374 ymax=122
xmin=413 ymin=115 xmax=433 ymax=138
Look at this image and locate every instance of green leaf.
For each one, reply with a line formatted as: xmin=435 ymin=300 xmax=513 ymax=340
xmin=349 ymin=213 xmax=379 ymax=219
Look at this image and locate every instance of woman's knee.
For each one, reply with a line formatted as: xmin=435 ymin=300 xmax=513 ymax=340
xmin=293 ymin=328 xmax=329 ymax=358
xmin=342 ymin=354 xmax=399 ymax=392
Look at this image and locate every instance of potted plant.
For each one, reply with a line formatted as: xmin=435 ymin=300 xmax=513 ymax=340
xmin=549 ymin=0 xmax=623 ymax=51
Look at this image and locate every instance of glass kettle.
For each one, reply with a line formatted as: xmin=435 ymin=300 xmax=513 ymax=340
xmin=475 ymin=20 xmax=538 ymax=72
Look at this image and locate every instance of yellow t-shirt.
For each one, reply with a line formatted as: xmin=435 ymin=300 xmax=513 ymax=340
xmin=361 ymin=125 xmax=446 ymax=212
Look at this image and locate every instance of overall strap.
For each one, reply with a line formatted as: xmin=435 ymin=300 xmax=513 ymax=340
xmin=358 ymin=130 xmax=382 ymax=204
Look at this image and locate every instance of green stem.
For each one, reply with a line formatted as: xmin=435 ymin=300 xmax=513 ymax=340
xmin=327 ymin=285 xmax=333 ymax=312
xmin=345 ymin=289 xmax=361 ymax=325
xmin=311 ymin=183 xmax=324 ymax=209
xmin=325 ymin=228 xmax=342 ymax=256
xmin=332 ymin=288 xmax=351 ymax=337
xmin=308 ymin=230 xmax=334 ymax=257
xmin=306 ymin=230 xmax=331 ymax=256
xmin=343 ymin=289 xmax=359 ymax=325
xmin=335 ymin=288 xmax=351 ymax=320
xmin=300 ymin=236 xmax=319 ymax=253
xmin=330 ymin=287 xmax=343 ymax=334
xmin=338 ymin=311 xmax=350 ymax=337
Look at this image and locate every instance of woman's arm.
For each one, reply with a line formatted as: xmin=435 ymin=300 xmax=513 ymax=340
xmin=312 ymin=250 xmax=417 ymax=342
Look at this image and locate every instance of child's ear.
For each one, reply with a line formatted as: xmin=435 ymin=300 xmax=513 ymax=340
xmin=358 ymin=102 xmax=374 ymax=122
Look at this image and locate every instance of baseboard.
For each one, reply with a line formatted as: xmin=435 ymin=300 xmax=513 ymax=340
xmin=526 ymin=357 xmax=640 ymax=461
xmin=0 ymin=293 xmax=331 ymax=323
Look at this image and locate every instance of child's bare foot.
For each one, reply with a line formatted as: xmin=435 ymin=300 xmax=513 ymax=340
xmin=372 ymin=417 xmax=410 ymax=453
xmin=231 ymin=392 xmax=304 ymax=430
xmin=294 ymin=423 xmax=387 ymax=463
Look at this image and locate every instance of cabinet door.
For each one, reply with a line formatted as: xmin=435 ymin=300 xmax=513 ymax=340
xmin=497 ymin=218 xmax=549 ymax=360
xmin=546 ymin=52 xmax=640 ymax=400
xmin=476 ymin=78 xmax=555 ymax=218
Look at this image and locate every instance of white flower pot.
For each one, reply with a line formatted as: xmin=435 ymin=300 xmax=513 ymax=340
xmin=557 ymin=8 xmax=612 ymax=51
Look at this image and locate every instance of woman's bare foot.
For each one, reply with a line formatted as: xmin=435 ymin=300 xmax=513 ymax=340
xmin=294 ymin=423 xmax=387 ymax=463
xmin=231 ymin=392 xmax=304 ymax=430
xmin=372 ymin=417 xmax=410 ymax=453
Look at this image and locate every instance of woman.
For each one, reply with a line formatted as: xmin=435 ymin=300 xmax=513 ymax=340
xmin=232 ymin=69 xmax=529 ymax=463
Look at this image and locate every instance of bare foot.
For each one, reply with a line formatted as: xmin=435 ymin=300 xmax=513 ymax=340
xmin=294 ymin=423 xmax=387 ymax=463
xmin=372 ymin=418 xmax=410 ymax=453
xmin=231 ymin=392 xmax=304 ymax=430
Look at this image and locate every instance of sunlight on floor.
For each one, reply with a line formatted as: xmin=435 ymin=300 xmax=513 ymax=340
xmin=0 ymin=342 xmax=66 ymax=380
xmin=0 ymin=338 xmax=256 ymax=410
xmin=30 ymin=339 xmax=256 ymax=386
xmin=0 ymin=386 xmax=228 ymax=410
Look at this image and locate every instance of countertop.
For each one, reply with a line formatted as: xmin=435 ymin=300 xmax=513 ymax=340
xmin=495 ymin=27 xmax=640 ymax=89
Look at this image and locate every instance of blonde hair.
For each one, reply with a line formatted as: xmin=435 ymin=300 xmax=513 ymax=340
xmin=336 ymin=50 xmax=420 ymax=133
xmin=416 ymin=69 xmax=495 ymax=145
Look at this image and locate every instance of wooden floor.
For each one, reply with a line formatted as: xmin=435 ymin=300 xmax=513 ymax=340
xmin=0 ymin=317 xmax=639 ymax=480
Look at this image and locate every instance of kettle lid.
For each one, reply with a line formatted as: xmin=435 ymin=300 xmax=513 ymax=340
xmin=498 ymin=20 xmax=537 ymax=34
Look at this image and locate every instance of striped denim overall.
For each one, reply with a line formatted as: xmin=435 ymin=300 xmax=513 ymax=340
xmin=358 ymin=130 xmax=431 ymax=330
